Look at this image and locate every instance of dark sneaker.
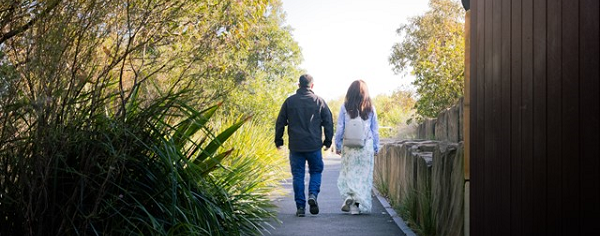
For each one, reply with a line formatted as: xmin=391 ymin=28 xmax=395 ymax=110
xmin=308 ymin=194 xmax=319 ymax=215
xmin=296 ymin=207 xmax=305 ymax=217
xmin=341 ymin=198 xmax=354 ymax=212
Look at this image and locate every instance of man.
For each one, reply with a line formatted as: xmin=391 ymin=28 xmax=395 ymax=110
xmin=275 ymin=74 xmax=334 ymax=217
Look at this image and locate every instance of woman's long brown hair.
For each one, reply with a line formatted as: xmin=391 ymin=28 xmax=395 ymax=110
xmin=344 ymin=80 xmax=373 ymax=120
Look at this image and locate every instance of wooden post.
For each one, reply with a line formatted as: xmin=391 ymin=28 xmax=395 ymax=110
xmin=463 ymin=9 xmax=471 ymax=236
xmin=463 ymin=11 xmax=471 ymax=182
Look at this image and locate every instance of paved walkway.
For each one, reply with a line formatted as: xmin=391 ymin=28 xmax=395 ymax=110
xmin=263 ymin=154 xmax=412 ymax=236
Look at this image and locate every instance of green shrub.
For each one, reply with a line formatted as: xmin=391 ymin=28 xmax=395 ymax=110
xmin=0 ymin=84 xmax=269 ymax=235
xmin=209 ymin=115 xmax=291 ymax=233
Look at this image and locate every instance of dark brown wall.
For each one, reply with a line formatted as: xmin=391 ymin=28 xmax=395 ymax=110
xmin=469 ymin=0 xmax=599 ymax=235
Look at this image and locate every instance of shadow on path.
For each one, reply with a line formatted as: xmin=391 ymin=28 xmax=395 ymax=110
xmin=263 ymin=154 xmax=406 ymax=236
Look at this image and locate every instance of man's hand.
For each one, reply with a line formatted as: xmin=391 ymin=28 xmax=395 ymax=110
xmin=336 ymin=150 xmax=341 ymax=155
xmin=276 ymin=145 xmax=283 ymax=151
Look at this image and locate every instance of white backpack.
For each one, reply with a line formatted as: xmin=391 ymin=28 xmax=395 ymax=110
xmin=343 ymin=115 xmax=367 ymax=148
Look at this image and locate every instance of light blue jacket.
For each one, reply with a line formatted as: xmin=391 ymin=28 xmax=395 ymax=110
xmin=334 ymin=104 xmax=380 ymax=153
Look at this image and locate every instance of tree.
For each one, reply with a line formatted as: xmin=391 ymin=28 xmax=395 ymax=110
xmin=0 ymin=0 xmax=62 ymax=44
xmin=221 ymin=0 xmax=303 ymax=125
xmin=389 ymin=0 xmax=464 ymax=119
xmin=0 ymin=0 xmax=302 ymax=235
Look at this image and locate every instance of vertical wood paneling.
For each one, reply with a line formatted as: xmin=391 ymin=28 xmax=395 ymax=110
xmin=521 ymin=0 xmax=535 ymax=234
xmin=509 ymin=0 xmax=523 ymax=234
xmin=561 ymin=0 xmax=580 ymax=235
xmin=483 ymin=0 xmax=494 ymax=233
xmin=490 ymin=0 xmax=502 ymax=234
xmin=532 ymin=0 xmax=547 ymax=234
xmin=470 ymin=0 xmax=599 ymax=234
xmin=579 ymin=0 xmax=600 ymax=234
xmin=499 ymin=0 xmax=512 ymax=234
xmin=546 ymin=0 xmax=562 ymax=235
xmin=464 ymin=9 xmax=471 ymax=182
xmin=471 ymin=0 xmax=484 ymax=233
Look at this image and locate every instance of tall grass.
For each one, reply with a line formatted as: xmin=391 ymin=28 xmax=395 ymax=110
xmin=0 ymin=80 xmax=277 ymax=235
xmin=210 ymin=115 xmax=291 ymax=233
xmin=374 ymin=169 xmax=390 ymax=198
xmin=397 ymin=188 xmax=436 ymax=236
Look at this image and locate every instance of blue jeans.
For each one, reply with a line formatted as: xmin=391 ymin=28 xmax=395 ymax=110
xmin=289 ymin=150 xmax=324 ymax=209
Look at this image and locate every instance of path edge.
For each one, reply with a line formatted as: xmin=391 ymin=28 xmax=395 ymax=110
xmin=372 ymin=188 xmax=417 ymax=236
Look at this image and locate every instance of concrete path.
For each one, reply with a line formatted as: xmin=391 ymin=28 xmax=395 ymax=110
xmin=262 ymin=154 xmax=409 ymax=236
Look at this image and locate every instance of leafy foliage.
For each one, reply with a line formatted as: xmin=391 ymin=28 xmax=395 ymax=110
xmin=0 ymin=0 xmax=299 ymax=235
xmin=221 ymin=0 xmax=303 ymax=125
xmin=211 ymin=115 xmax=292 ymax=234
xmin=0 ymin=82 xmax=254 ymax=235
xmin=372 ymin=87 xmax=417 ymax=138
xmin=389 ymin=0 xmax=465 ymax=119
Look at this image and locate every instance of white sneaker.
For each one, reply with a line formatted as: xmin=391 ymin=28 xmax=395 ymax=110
xmin=341 ymin=198 xmax=353 ymax=212
xmin=350 ymin=204 xmax=360 ymax=215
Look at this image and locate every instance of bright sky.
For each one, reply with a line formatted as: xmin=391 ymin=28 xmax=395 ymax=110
xmin=280 ymin=0 xmax=430 ymax=101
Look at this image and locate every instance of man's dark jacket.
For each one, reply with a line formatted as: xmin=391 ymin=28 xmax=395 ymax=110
xmin=275 ymin=87 xmax=333 ymax=152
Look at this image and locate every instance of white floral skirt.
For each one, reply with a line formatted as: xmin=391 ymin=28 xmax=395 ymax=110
xmin=337 ymin=139 xmax=374 ymax=213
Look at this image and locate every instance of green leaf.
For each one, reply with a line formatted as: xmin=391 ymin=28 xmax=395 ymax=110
xmin=195 ymin=116 xmax=251 ymax=161
xmin=197 ymin=149 xmax=234 ymax=176
xmin=172 ymin=102 xmax=221 ymax=149
xmin=195 ymin=116 xmax=250 ymax=163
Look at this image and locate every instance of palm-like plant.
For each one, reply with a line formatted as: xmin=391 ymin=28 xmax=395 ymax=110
xmin=0 ymin=80 xmax=260 ymax=235
xmin=102 ymin=90 xmax=253 ymax=235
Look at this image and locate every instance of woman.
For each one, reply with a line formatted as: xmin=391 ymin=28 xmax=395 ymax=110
xmin=335 ymin=80 xmax=380 ymax=215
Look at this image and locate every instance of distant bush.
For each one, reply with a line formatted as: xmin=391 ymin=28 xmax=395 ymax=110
xmin=373 ymin=87 xmax=417 ymax=139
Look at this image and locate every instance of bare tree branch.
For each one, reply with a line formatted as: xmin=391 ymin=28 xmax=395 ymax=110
xmin=0 ymin=0 xmax=62 ymax=44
